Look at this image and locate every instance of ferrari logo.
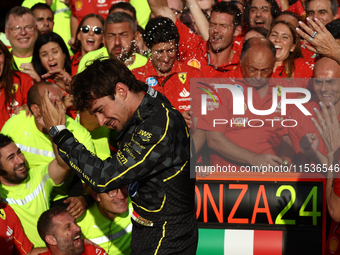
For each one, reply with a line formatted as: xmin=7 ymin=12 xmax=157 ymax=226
xmin=12 ymin=84 xmax=18 ymax=94
xmin=0 ymin=209 xmax=6 ymax=220
xmin=178 ymin=73 xmax=187 ymax=84
xmin=277 ymin=86 xmax=282 ymax=97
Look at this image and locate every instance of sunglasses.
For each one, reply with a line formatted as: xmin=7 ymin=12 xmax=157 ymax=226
xmin=80 ymin=25 xmax=103 ymax=35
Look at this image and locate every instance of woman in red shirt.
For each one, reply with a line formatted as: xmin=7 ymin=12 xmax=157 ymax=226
xmin=71 ymin=14 xmax=105 ymax=75
xmin=0 ymin=41 xmax=34 ymax=129
xmin=267 ymin=20 xmax=313 ymax=79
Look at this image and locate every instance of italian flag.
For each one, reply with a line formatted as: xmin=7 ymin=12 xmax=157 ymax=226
xmin=197 ymin=229 xmax=283 ymax=255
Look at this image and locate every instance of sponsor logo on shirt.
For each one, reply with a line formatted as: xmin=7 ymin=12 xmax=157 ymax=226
xmin=232 ymin=117 xmax=248 ymax=127
xmin=146 ymin=77 xmax=158 ymax=87
xmin=127 ymin=181 xmax=139 ymax=197
xmin=187 ymin=59 xmax=201 ymax=69
xmin=6 ymin=226 xmax=13 ymax=236
xmin=178 ymin=72 xmax=187 ymax=84
xmin=277 ymin=86 xmax=282 ymax=96
xmin=132 ymin=211 xmax=153 ymax=226
xmin=76 ymin=0 xmax=83 ymax=10
xmin=95 ymin=248 xmax=107 ymax=254
xmin=0 ymin=209 xmax=6 ymax=220
xmin=11 ymin=84 xmax=18 ymax=94
xmin=330 ymin=237 xmax=339 ymax=253
xmin=180 ymin=88 xmax=190 ymax=98
xmin=98 ymin=0 xmax=106 ymax=3
xmin=147 ymin=86 xmax=157 ymax=98
xmin=9 ymin=99 xmax=19 ymax=107
xmin=179 ymin=105 xmax=190 ymax=111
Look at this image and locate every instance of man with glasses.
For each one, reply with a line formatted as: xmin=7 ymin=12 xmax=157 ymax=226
xmin=132 ymin=17 xmax=203 ymax=126
xmin=5 ymin=6 xmax=38 ymax=76
xmin=148 ymin=1 xmax=243 ymax=78
xmin=76 ymin=186 xmax=132 ymax=255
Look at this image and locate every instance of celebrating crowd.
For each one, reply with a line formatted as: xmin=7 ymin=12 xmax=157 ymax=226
xmin=1 ymin=0 xmax=340 ymax=254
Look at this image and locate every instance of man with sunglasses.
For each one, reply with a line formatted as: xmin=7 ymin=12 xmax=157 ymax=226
xmin=76 ymin=186 xmax=132 ymax=255
xmin=148 ymin=0 xmax=242 ymax=78
xmin=77 ymin=11 xmax=147 ymax=74
xmin=5 ymin=6 xmax=38 ymax=77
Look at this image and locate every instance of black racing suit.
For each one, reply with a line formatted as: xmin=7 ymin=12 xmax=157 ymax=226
xmin=53 ymin=85 xmax=198 ymax=254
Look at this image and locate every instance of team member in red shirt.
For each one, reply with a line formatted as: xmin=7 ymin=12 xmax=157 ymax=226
xmin=148 ymin=0 xmax=242 ymax=78
xmin=132 ymin=17 xmax=203 ymax=123
xmin=1 ymin=201 xmax=48 ymax=255
xmin=1 ymin=202 xmax=32 ymax=255
xmin=301 ymin=59 xmax=340 ymax=255
xmin=267 ymin=21 xmax=313 ymax=80
xmin=0 ymin=41 xmax=34 ymax=129
xmin=196 ymin=38 xmax=288 ymax=174
xmin=283 ymin=57 xmax=340 ymax=165
xmin=37 ymin=207 xmax=108 ymax=255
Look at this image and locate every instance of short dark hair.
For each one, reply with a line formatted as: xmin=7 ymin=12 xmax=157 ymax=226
xmin=241 ymin=37 xmax=276 ymax=62
xmin=105 ymin=12 xmax=137 ymax=34
xmin=31 ymin=3 xmax=53 ymax=13
xmin=109 ymin=2 xmax=137 ymax=20
xmin=245 ymin=26 xmax=269 ymax=37
xmin=326 ymin=19 xmax=340 ymax=39
xmin=71 ymin=58 xmax=143 ymax=111
xmin=211 ymin=2 xmax=242 ymax=28
xmin=27 ymin=81 xmax=55 ymax=113
xmin=72 ymin=14 xmax=105 ymax=52
xmin=244 ymin=0 xmax=281 ymax=26
xmin=37 ymin=207 xmax=68 ymax=248
xmin=145 ymin=17 xmax=179 ymax=49
xmin=5 ymin=6 xmax=35 ymax=28
xmin=0 ymin=134 xmax=14 ymax=161
xmin=276 ymin=10 xmax=302 ymax=23
xmin=32 ymin=32 xmax=71 ymax=77
xmin=306 ymin=0 xmax=338 ymax=15
xmin=0 ymin=134 xmax=13 ymax=149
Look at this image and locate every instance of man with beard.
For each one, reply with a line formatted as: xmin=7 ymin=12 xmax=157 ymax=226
xmin=77 ymin=12 xmax=147 ymax=74
xmin=0 ymin=133 xmax=71 ymax=247
xmin=148 ymin=1 xmax=242 ymax=78
xmin=37 ymin=207 xmax=108 ymax=255
xmin=31 ymin=3 xmax=54 ymax=35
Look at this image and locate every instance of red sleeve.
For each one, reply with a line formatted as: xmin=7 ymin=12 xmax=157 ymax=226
xmin=84 ymin=244 xmax=108 ymax=255
xmin=294 ymin=58 xmax=314 ymax=79
xmin=287 ymin=0 xmax=306 ymax=18
xmin=18 ymin=72 xmax=34 ymax=104
xmin=70 ymin=0 xmax=77 ymax=16
xmin=175 ymin=19 xmax=205 ymax=62
xmin=6 ymin=204 xmax=33 ymax=255
xmin=333 ymin=178 xmax=340 ymax=198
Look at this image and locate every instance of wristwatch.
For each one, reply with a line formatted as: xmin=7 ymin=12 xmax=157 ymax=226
xmin=49 ymin=125 xmax=66 ymax=139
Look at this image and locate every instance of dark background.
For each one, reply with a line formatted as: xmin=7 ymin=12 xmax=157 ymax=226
xmin=0 ymin=0 xmax=24 ymax=32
